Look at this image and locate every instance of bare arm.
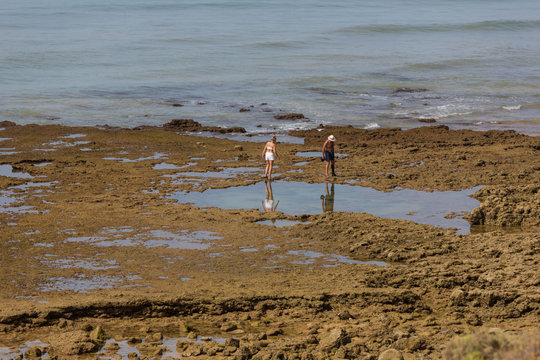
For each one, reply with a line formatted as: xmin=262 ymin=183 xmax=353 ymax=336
xmin=322 ymin=140 xmax=328 ymax=155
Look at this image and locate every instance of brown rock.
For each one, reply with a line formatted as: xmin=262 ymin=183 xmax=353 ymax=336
xmin=0 ymin=121 xmax=16 ymax=127
xmin=164 ymin=119 xmax=203 ymax=131
xmin=274 ymin=113 xmax=305 ymax=120
xmin=378 ymin=348 xmax=404 ymax=360
xmin=49 ymin=330 xmax=102 ymax=355
xmin=318 ymin=327 xmax=350 ymax=351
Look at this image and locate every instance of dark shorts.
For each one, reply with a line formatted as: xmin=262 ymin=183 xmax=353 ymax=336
xmin=324 ymin=151 xmax=334 ymax=162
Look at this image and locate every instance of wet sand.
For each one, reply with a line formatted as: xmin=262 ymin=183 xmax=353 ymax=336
xmin=0 ymin=122 xmax=538 ymax=359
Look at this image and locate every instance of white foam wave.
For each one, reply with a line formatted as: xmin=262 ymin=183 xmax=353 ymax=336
xmin=364 ymin=122 xmax=380 ymax=130
xmin=502 ymin=105 xmax=521 ymax=111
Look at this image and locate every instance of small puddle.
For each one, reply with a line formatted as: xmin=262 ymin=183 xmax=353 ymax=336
xmin=0 ymin=138 xmax=12 ymax=142
xmin=296 ymin=151 xmax=347 ymax=158
xmin=40 ymin=258 xmax=119 ymax=270
xmin=66 ymin=229 xmax=222 ymax=250
xmin=97 ymin=335 xmax=227 ymax=360
xmin=256 ymin=220 xmax=307 ymax=227
xmin=153 ymin=162 xmax=182 ymax=170
xmin=169 ymin=181 xmax=481 ymax=234
xmin=164 ymin=167 xmax=260 ymax=179
xmin=61 ymin=133 xmax=87 ymax=139
xmin=40 ymin=274 xmax=142 ymax=293
xmin=153 ymin=162 xmax=199 ymax=170
xmin=0 ymin=164 xmax=33 ymax=179
xmin=1 ymin=182 xmax=54 ymax=214
xmin=286 ymin=250 xmax=387 ymax=267
xmin=0 ymin=341 xmax=49 ymax=360
xmin=104 ymin=153 xmax=168 ymax=163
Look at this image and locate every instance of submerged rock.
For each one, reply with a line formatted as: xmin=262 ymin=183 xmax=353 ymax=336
xmin=274 ymin=113 xmax=306 ymax=120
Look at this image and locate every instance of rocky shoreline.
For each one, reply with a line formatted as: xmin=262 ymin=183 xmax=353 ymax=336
xmin=0 ymin=122 xmax=538 ymax=359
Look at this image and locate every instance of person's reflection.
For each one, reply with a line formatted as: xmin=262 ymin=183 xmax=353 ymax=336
xmin=321 ymin=182 xmax=334 ymax=212
xmin=262 ymin=179 xmax=279 ymax=212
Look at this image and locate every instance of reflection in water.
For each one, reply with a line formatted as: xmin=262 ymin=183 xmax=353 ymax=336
xmin=262 ymin=180 xmax=279 ymax=212
xmin=170 ymin=180 xmax=482 ymax=234
xmin=321 ymin=182 xmax=335 ymax=212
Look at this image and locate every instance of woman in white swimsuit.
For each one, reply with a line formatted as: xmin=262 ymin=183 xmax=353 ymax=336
xmin=262 ymin=135 xmax=278 ymax=179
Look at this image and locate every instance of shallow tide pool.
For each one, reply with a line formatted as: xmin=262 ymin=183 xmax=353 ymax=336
xmin=169 ymin=181 xmax=481 ymax=234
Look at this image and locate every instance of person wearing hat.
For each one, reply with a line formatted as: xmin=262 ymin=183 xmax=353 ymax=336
xmin=322 ymin=135 xmax=337 ymax=177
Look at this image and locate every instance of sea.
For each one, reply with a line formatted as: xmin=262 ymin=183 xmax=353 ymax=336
xmin=1 ymin=0 xmax=540 ymax=137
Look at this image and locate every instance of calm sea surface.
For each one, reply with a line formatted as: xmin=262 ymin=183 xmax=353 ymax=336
xmin=1 ymin=0 xmax=540 ymax=135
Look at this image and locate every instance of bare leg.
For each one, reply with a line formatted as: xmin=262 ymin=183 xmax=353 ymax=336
xmin=268 ymin=160 xmax=273 ymax=179
xmin=325 ymin=161 xmax=330 ymax=177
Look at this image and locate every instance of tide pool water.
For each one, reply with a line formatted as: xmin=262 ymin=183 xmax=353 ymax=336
xmin=1 ymin=0 xmax=539 ymax=135
xmin=169 ymin=181 xmax=482 ymax=234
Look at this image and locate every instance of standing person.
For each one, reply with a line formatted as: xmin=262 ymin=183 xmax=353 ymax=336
xmin=262 ymin=135 xmax=278 ymax=179
xmin=322 ymin=135 xmax=336 ymax=177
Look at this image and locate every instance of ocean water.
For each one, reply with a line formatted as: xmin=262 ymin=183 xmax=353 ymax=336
xmin=1 ymin=0 xmax=539 ymax=135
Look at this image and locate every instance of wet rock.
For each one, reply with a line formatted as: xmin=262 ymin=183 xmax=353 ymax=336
xmin=146 ymin=332 xmax=163 ymax=343
xmin=0 ymin=120 xmax=16 ymax=127
xmin=127 ymin=337 xmax=142 ymax=344
xmin=237 ymin=152 xmax=249 ymax=160
xmin=239 ymin=108 xmax=251 ymax=112
xmin=274 ymin=113 xmax=306 ymax=120
xmin=393 ymin=88 xmax=428 ymax=93
xmin=90 ymin=325 xmax=106 ymax=341
xmin=318 ymin=327 xmax=350 ymax=351
xmin=394 ymin=336 xmax=425 ymax=352
xmin=49 ymin=330 xmax=102 ymax=355
xmin=57 ymin=318 xmax=70 ymax=328
xmin=266 ymin=328 xmax=283 ymax=337
xmin=25 ymin=346 xmax=43 ymax=358
xmin=176 ymin=339 xmax=191 ymax=351
xmin=337 ymin=310 xmax=353 ymax=320
xmin=171 ymin=103 xmax=183 ymax=107
xmin=163 ymin=119 xmax=246 ymax=133
xmin=221 ymin=323 xmax=238 ymax=332
xmin=137 ymin=343 xmax=164 ymax=356
xmin=164 ymin=119 xmax=203 ymax=131
xmin=450 ymin=288 xmax=467 ymax=306
xmin=475 ymin=160 xmax=486 ymax=167
xmin=225 ymin=337 xmax=240 ymax=348
xmin=467 ymin=185 xmax=540 ymax=227
xmin=127 ymin=353 xmax=139 ymax=360
xmin=378 ymin=348 xmax=404 ymax=360
xmin=234 ymin=145 xmax=243 ymax=151
xmin=104 ymin=342 xmax=120 ymax=351
xmin=418 ymin=118 xmax=436 ymax=123
xmin=183 ymin=343 xmax=204 ymax=356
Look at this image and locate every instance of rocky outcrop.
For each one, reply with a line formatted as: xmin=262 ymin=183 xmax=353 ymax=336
xmin=274 ymin=113 xmax=306 ymax=120
xmin=467 ymin=185 xmax=540 ymax=227
xmin=163 ymin=119 xmax=246 ymax=133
